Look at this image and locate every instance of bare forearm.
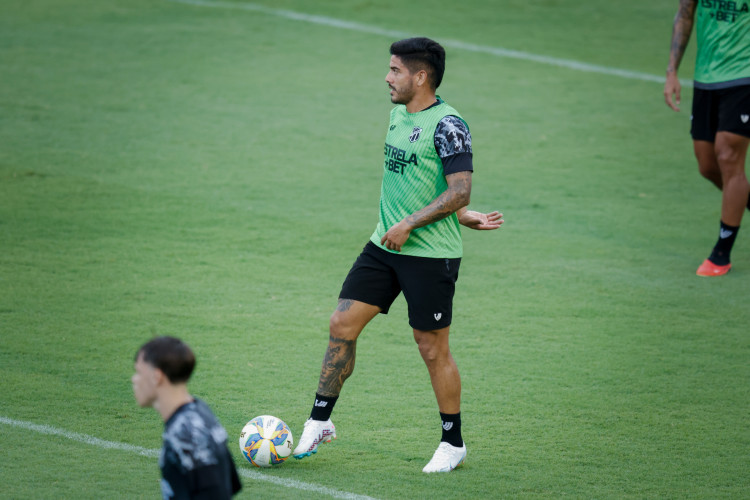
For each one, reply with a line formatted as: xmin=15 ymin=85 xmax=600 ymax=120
xmin=403 ymin=175 xmax=470 ymax=230
xmin=380 ymin=171 xmax=472 ymax=252
xmin=668 ymin=0 xmax=696 ymax=74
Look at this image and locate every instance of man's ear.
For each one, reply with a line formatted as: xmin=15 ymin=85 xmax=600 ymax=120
xmin=152 ymin=367 xmax=167 ymax=387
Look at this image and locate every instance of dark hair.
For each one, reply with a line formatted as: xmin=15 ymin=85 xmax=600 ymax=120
xmin=136 ymin=336 xmax=196 ymax=384
xmin=390 ymin=37 xmax=446 ymax=90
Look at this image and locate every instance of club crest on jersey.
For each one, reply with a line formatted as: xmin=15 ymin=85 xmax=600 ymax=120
xmin=409 ymin=126 xmax=423 ymax=143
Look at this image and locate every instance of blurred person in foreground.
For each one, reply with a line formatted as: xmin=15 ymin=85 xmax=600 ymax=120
xmin=132 ymin=336 xmax=241 ymax=499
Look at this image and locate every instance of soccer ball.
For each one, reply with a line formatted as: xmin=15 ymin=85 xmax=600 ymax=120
xmin=239 ymin=415 xmax=294 ymax=467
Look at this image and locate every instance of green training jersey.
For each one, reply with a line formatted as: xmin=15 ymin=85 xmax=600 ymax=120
xmin=370 ymin=99 xmax=467 ymax=258
xmin=694 ymin=0 xmax=750 ymax=87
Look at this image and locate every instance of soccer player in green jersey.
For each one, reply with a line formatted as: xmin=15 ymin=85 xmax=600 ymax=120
xmin=664 ymin=0 xmax=750 ymax=276
xmin=293 ymin=37 xmax=503 ymax=473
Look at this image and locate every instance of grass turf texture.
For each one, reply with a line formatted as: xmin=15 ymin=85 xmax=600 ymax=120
xmin=1 ymin=0 xmax=748 ymax=498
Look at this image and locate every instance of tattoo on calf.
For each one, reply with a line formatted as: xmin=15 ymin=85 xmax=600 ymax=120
xmin=318 ymin=336 xmax=356 ymax=396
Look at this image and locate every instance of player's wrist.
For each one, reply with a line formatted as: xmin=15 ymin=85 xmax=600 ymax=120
xmin=401 ymin=216 xmax=418 ymax=231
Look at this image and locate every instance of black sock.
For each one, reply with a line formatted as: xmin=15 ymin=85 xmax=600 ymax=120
xmin=708 ymin=221 xmax=740 ymax=266
xmin=439 ymin=412 xmax=463 ymax=448
xmin=310 ymin=393 xmax=337 ymax=421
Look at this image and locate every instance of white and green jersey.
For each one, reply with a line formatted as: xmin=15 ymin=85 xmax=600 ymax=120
xmin=694 ymin=0 xmax=750 ymax=88
xmin=370 ymin=98 xmax=472 ymax=258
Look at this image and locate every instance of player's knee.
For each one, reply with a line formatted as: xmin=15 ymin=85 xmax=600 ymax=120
xmin=417 ymin=342 xmax=439 ymax=364
xmin=715 ymin=133 xmax=749 ymax=170
xmin=329 ymin=311 xmax=345 ymax=335
xmin=413 ymin=332 xmax=446 ymax=364
xmin=329 ymin=311 xmax=358 ymax=339
xmin=715 ymin=146 xmax=744 ymax=170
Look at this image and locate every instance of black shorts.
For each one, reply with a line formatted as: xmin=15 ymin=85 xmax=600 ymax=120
xmin=339 ymin=242 xmax=461 ymax=331
xmin=691 ymin=84 xmax=750 ymax=141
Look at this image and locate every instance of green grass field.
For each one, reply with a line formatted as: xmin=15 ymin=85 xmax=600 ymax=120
xmin=1 ymin=0 xmax=749 ymax=498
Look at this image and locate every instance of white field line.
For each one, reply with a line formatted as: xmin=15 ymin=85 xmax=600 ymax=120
xmin=0 ymin=416 xmax=378 ymax=500
xmin=165 ymin=0 xmax=693 ymax=87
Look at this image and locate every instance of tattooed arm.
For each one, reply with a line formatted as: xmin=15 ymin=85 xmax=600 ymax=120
xmin=665 ymin=0 xmax=698 ymax=111
xmin=380 ymin=171 xmax=472 ymax=252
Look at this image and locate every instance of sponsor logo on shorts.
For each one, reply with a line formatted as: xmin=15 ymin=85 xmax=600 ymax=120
xmin=741 ymin=114 xmax=749 ymax=124
xmin=434 ymin=313 xmax=442 ymax=321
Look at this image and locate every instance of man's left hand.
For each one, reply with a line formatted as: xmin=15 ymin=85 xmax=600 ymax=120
xmin=459 ymin=210 xmax=504 ymax=230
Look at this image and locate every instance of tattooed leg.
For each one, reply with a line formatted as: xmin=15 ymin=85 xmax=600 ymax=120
xmin=317 ymin=335 xmax=356 ymax=397
xmin=336 ymin=298 xmax=354 ymax=313
xmin=316 ymin=299 xmax=378 ymax=397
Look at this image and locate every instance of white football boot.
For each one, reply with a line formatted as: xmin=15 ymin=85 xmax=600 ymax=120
xmin=422 ymin=442 xmax=467 ymax=473
xmin=293 ymin=418 xmax=336 ymax=459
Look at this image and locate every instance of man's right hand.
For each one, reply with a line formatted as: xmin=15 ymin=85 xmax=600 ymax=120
xmin=664 ymin=71 xmax=682 ymax=112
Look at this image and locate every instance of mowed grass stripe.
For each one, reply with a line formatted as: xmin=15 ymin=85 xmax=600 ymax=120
xmin=0 ymin=417 xmax=379 ymax=500
xmin=165 ymin=0 xmax=692 ymax=86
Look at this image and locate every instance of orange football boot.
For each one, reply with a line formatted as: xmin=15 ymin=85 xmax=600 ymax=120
xmin=696 ymin=259 xmax=731 ymax=277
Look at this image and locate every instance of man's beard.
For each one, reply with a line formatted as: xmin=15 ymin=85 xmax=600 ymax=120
xmin=390 ymin=82 xmax=415 ymax=104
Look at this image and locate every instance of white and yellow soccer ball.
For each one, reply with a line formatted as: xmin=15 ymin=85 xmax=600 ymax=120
xmin=239 ymin=415 xmax=294 ymax=467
